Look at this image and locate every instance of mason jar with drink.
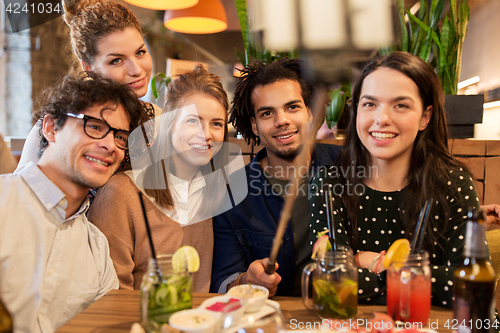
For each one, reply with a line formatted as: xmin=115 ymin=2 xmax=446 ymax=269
xmin=386 ymin=250 xmax=431 ymax=324
xmin=302 ymin=245 xmax=358 ymax=319
xmin=140 ymin=246 xmax=200 ymax=330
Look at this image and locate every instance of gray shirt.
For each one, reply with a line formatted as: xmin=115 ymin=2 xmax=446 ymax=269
xmin=0 ymin=162 xmax=118 ymax=332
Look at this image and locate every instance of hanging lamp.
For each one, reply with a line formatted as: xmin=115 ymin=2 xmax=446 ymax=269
xmin=123 ymin=0 xmax=199 ymax=10
xmin=164 ymin=0 xmax=227 ymax=34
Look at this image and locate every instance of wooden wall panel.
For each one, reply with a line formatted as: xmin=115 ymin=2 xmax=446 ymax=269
xmin=485 ymin=157 xmax=500 ymax=205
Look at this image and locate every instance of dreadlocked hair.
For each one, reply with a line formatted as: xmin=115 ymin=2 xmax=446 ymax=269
xmin=229 ymin=58 xmax=312 ymax=146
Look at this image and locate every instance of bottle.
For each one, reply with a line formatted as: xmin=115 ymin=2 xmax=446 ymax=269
xmin=0 ymin=295 xmax=13 ymax=333
xmin=453 ymin=207 xmax=496 ymax=333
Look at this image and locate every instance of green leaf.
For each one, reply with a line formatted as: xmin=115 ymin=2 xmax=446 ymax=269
xmin=429 ymin=0 xmax=445 ymax=32
xmin=414 ymin=0 xmax=429 ymax=53
xmin=445 ymin=15 xmax=457 ymax=67
xmin=454 ymin=0 xmax=470 ymax=93
xmin=406 ymin=9 xmax=432 ymax=62
xmin=397 ymin=0 xmax=409 ymax=52
xmin=235 ymin=0 xmax=251 ymax=65
xmin=450 ymin=0 xmax=458 ymax=31
xmin=150 ymin=73 xmax=171 ymax=100
xmin=379 ymin=46 xmax=392 ymax=56
xmin=407 ymin=11 xmax=453 ymax=91
xmin=409 ymin=18 xmax=421 ymax=54
xmin=417 ymin=0 xmax=427 ymax=22
xmin=407 ymin=0 xmax=430 ymax=55
xmin=288 ymin=50 xmax=300 ymax=60
xmin=417 ymin=34 xmax=432 ymax=62
xmin=440 ymin=17 xmax=451 ymax=63
xmin=326 ymin=89 xmax=347 ymax=128
xmin=234 ymin=47 xmax=246 ymax=66
xmin=341 ymin=77 xmax=352 ymax=98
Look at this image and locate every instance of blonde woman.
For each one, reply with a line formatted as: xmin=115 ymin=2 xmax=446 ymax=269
xmin=89 ymin=66 xmax=230 ymax=292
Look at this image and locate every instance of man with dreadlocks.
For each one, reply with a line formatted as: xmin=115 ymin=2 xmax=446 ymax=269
xmin=211 ymin=58 xmax=342 ymax=296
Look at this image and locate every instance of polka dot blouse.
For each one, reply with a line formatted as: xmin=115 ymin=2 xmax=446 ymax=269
xmin=309 ymin=166 xmax=480 ymax=308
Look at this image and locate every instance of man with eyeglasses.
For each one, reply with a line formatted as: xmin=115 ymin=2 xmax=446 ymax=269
xmin=0 ymin=72 xmax=144 ymax=332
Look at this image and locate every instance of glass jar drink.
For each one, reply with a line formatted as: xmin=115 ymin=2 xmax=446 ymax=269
xmin=140 ymin=254 xmax=193 ymax=329
xmin=386 ymin=251 xmax=431 ymax=324
xmin=302 ymin=246 xmax=358 ymax=319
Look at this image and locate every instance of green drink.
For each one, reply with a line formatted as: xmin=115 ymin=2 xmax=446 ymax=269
xmin=312 ymin=277 xmax=357 ymax=319
xmin=140 ymin=256 xmax=193 ymax=328
xmin=303 ymin=247 xmax=358 ymax=320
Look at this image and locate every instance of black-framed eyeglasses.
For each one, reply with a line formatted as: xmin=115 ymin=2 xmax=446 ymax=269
xmin=66 ymin=113 xmax=133 ymax=150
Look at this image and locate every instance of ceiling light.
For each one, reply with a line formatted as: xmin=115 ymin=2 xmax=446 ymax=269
xmin=164 ymin=0 xmax=227 ymax=34
xmin=124 ymin=0 xmax=198 ymax=10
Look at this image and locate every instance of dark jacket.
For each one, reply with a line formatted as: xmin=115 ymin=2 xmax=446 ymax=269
xmin=211 ymin=143 xmax=342 ymax=296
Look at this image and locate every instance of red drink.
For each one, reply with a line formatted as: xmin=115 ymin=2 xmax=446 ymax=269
xmin=386 ymin=252 xmax=431 ymax=324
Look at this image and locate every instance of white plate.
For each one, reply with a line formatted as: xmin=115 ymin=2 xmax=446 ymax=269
xmin=199 ymin=296 xmax=280 ymax=333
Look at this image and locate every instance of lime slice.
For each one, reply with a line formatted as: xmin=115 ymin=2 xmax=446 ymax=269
xmin=383 ymin=238 xmax=410 ymax=270
xmin=172 ymin=246 xmax=200 ymax=273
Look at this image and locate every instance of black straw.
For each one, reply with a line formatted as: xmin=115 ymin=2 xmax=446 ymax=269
xmin=324 ymin=186 xmax=337 ymax=251
xmin=411 ymin=199 xmax=434 ymax=254
xmin=138 ymin=192 xmax=162 ymax=278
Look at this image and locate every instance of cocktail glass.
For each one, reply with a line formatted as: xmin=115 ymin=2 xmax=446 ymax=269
xmin=302 ymin=246 xmax=358 ymax=319
xmin=140 ymin=254 xmax=193 ymax=330
xmin=386 ymin=251 xmax=431 ymax=324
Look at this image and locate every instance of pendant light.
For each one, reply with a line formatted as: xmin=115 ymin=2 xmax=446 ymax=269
xmin=164 ymin=0 xmax=227 ymax=34
xmin=124 ymin=0 xmax=199 ymax=10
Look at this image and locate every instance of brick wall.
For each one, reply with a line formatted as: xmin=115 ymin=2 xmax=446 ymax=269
xmin=3 ymin=31 xmax=32 ymax=136
xmin=0 ymin=13 xmax=72 ymax=136
xmin=30 ymin=18 xmax=74 ymax=124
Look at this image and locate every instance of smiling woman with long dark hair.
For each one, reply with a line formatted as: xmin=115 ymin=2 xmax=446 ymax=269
xmin=309 ymin=51 xmax=479 ymax=308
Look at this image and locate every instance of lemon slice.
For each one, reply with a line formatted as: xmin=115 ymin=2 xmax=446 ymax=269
xmin=172 ymin=246 xmax=200 ymax=273
xmin=383 ymin=238 xmax=410 ymax=270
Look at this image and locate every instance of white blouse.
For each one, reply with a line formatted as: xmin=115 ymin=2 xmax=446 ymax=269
xmin=126 ymin=170 xmax=206 ymax=225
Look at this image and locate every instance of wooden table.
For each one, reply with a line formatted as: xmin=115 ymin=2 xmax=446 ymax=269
xmin=57 ymin=290 xmax=453 ymax=333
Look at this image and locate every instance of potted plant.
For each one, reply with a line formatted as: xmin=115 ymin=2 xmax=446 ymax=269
xmin=326 ymin=0 xmax=483 ymax=139
xmin=234 ymin=0 xmax=297 ymax=66
xmin=387 ymin=0 xmax=482 ymax=138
